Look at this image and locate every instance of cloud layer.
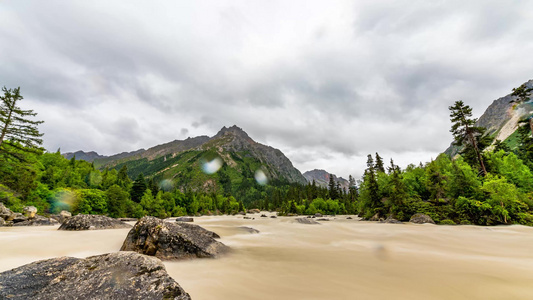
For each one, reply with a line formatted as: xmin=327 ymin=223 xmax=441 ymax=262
xmin=1 ymin=0 xmax=533 ymax=178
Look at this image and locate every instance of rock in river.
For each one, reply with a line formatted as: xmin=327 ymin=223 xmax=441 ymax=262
xmin=121 ymin=216 xmax=229 ymax=260
xmin=0 ymin=252 xmax=190 ymax=300
xmin=58 ymin=214 xmax=132 ymax=230
xmin=176 ymin=217 xmax=194 ymax=222
xmin=295 ymin=218 xmax=320 ymax=225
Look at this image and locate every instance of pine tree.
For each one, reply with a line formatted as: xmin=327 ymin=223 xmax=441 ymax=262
xmin=449 ymin=100 xmax=487 ymax=175
xmin=375 ymin=152 xmax=385 ymax=173
xmin=130 ymin=173 xmax=148 ymax=203
xmin=0 ymin=86 xmax=44 ymax=159
xmin=328 ymin=174 xmax=338 ymax=199
xmin=511 ymin=83 xmax=533 ymax=135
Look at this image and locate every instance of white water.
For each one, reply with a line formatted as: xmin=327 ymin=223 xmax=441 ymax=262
xmin=2 ymin=215 xmax=533 ymax=299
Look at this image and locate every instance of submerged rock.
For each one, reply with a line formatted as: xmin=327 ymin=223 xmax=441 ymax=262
xmin=238 ymin=226 xmax=260 ymax=234
xmin=247 ymin=209 xmax=260 ymax=214
xmin=409 ymin=213 xmax=436 ymax=224
xmin=295 ymin=218 xmax=320 ymax=225
xmin=176 ymin=217 xmax=194 ymax=222
xmin=121 ymin=216 xmax=229 ymax=260
xmin=0 ymin=252 xmax=191 ymax=300
xmin=58 ymin=214 xmax=132 ymax=230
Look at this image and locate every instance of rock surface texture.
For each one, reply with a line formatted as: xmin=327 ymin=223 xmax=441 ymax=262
xmin=409 ymin=213 xmax=436 ymax=224
xmin=58 ymin=214 xmax=132 ymax=230
xmin=295 ymin=218 xmax=320 ymax=225
xmin=0 ymin=252 xmax=191 ymax=300
xmin=121 ymin=216 xmax=229 ymax=260
xmin=13 ymin=215 xmax=59 ymax=226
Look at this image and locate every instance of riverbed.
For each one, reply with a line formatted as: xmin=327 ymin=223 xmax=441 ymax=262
xmin=1 ymin=215 xmax=533 ymax=299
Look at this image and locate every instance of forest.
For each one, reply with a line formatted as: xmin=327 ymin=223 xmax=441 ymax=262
xmin=2 ymin=84 xmax=533 ymax=225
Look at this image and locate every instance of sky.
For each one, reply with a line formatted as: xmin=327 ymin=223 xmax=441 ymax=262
xmin=1 ymin=0 xmax=533 ymax=179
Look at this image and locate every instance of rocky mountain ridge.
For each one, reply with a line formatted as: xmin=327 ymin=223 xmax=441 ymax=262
xmin=64 ymin=125 xmax=307 ymax=185
xmin=445 ymin=79 xmax=533 ymax=155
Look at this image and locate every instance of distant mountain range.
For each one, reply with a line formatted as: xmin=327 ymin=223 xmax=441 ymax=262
xmin=302 ymin=169 xmax=350 ymax=190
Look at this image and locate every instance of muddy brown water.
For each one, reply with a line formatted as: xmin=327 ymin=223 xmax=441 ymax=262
xmin=1 ymin=215 xmax=533 ymax=299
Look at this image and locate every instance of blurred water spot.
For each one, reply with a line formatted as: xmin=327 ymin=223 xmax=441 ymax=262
xmin=202 ymin=157 xmax=223 ymax=174
xmin=159 ymin=179 xmax=174 ymax=191
xmin=255 ymin=169 xmax=268 ymax=185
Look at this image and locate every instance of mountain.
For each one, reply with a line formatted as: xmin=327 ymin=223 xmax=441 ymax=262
xmin=63 ymin=151 xmax=105 ymax=162
xmin=65 ymin=126 xmax=307 ymax=191
xmin=303 ymin=169 xmax=350 ymax=190
xmin=445 ymin=79 xmax=533 ymax=155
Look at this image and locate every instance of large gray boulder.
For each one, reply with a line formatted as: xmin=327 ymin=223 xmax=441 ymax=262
xmin=409 ymin=213 xmax=436 ymax=224
xmin=0 ymin=252 xmax=191 ymax=300
xmin=121 ymin=216 xmax=229 ymax=260
xmin=58 ymin=214 xmax=132 ymax=230
xmin=176 ymin=217 xmax=194 ymax=222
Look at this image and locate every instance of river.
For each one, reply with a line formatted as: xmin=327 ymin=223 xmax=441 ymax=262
xmin=1 ymin=214 xmax=533 ymax=299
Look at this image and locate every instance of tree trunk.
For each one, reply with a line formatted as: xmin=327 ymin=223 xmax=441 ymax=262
xmin=0 ymin=107 xmax=13 ymax=149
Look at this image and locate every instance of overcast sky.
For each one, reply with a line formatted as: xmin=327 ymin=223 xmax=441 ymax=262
xmin=1 ymin=1 xmax=533 ymax=179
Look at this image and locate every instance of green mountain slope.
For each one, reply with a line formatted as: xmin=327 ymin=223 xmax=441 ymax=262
xmin=86 ymin=126 xmax=306 ymax=193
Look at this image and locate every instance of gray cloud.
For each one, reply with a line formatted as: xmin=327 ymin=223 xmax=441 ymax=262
xmin=1 ymin=0 xmax=533 ymax=178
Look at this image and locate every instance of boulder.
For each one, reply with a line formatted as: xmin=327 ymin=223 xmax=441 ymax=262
xmin=314 ymin=213 xmax=323 ymax=218
xmin=247 ymin=209 xmax=261 ymax=214
xmin=295 ymin=218 xmax=320 ymax=225
xmin=317 ymin=218 xmax=330 ymax=221
xmin=0 ymin=217 xmax=5 ymax=226
xmin=369 ymin=213 xmax=383 ymax=222
xmin=409 ymin=213 xmax=436 ymax=224
xmin=0 ymin=252 xmax=190 ymax=300
xmin=238 ymin=226 xmax=260 ymax=234
xmin=23 ymin=206 xmax=37 ymax=219
xmin=13 ymin=215 xmax=59 ymax=226
xmin=12 ymin=213 xmax=28 ymax=224
xmin=121 ymin=216 xmax=229 ymax=260
xmin=50 ymin=210 xmax=73 ymax=224
xmin=346 ymin=216 xmax=353 ymax=220
xmin=176 ymin=217 xmax=194 ymax=222
xmin=383 ymin=216 xmax=403 ymax=224
xmin=270 ymin=215 xmax=277 ymax=219
xmin=58 ymin=214 xmax=132 ymax=230
xmin=260 ymin=214 xmax=268 ymax=218
xmin=0 ymin=202 xmax=15 ymax=221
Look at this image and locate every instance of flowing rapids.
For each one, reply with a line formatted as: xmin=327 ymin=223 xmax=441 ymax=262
xmin=1 ymin=215 xmax=533 ymax=299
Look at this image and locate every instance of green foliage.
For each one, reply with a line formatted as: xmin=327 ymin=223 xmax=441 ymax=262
xmin=0 ymin=86 xmax=44 ymax=160
xmin=73 ymin=189 xmax=108 ymax=215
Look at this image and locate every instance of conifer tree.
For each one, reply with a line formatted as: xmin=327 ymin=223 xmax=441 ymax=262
xmin=0 ymin=86 xmax=44 ymax=159
xmin=375 ymin=152 xmax=385 ymax=173
xmin=449 ymin=100 xmax=487 ymax=175
xmin=511 ymin=83 xmax=533 ymax=134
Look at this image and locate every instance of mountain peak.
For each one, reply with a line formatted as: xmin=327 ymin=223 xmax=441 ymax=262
xmin=214 ymin=125 xmax=252 ymax=141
